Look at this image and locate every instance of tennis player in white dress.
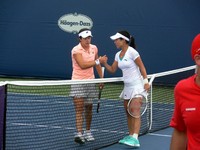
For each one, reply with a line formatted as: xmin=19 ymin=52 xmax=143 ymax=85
xmin=99 ymin=30 xmax=150 ymax=147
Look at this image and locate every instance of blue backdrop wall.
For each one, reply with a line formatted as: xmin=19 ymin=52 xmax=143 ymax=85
xmin=0 ymin=0 xmax=200 ymax=79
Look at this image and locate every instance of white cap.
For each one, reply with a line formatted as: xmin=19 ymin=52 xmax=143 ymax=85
xmin=78 ymin=30 xmax=93 ymax=38
xmin=110 ymin=32 xmax=129 ymax=41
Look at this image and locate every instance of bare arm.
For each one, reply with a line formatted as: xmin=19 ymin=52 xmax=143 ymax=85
xmin=95 ymin=54 xmax=103 ymax=78
xmin=135 ymin=56 xmax=147 ymax=79
xmin=74 ymin=53 xmax=96 ymax=69
xmin=135 ymin=56 xmax=150 ymax=90
xmin=170 ymin=129 xmax=187 ymax=150
xmin=99 ymin=55 xmax=118 ymax=74
xmin=104 ymin=61 xmax=118 ymax=74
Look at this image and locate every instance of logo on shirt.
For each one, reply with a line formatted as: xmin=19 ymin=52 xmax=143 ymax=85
xmin=185 ymin=107 xmax=196 ymax=111
xmin=58 ymin=12 xmax=93 ymax=34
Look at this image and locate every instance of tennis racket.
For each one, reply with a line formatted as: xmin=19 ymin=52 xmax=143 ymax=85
xmin=97 ymin=87 xmax=102 ymax=113
xmin=97 ymin=67 xmax=105 ymax=113
xmin=127 ymin=75 xmax=155 ymax=118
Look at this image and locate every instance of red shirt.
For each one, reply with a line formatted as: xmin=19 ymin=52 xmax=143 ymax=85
xmin=170 ymin=74 xmax=200 ymax=150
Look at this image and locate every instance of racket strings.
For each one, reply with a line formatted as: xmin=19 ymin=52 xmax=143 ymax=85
xmin=128 ymin=97 xmax=147 ymax=118
xmin=129 ymin=99 xmax=142 ymax=116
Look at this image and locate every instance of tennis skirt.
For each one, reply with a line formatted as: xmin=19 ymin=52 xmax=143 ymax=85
xmin=120 ymin=84 xmax=148 ymax=100
xmin=69 ymin=83 xmax=98 ymax=104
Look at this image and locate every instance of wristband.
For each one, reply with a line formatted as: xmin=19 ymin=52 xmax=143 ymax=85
xmin=95 ymin=59 xmax=100 ymax=65
xmin=143 ymin=78 xmax=148 ymax=84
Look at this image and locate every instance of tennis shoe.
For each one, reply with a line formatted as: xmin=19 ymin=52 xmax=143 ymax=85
xmin=74 ymin=134 xmax=85 ymax=144
xmin=119 ymin=135 xmax=130 ymax=144
xmin=83 ymin=131 xmax=95 ymax=141
xmin=123 ymin=136 xmax=140 ymax=147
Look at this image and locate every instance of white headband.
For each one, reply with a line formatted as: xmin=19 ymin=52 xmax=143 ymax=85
xmin=78 ymin=30 xmax=92 ymax=38
xmin=110 ymin=32 xmax=130 ymax=41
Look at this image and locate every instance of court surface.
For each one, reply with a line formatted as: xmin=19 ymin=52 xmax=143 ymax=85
xmin=99 ymin=127 xmax=173 ymax=150
xmin=4 ymin=91 xmax=173 ymax=150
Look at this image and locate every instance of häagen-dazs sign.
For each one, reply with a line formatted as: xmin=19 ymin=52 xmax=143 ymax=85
xmin=58 ymin=13 xmax=93 ymax=34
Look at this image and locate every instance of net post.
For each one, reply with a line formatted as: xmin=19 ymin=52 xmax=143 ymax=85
xmin=148 ymin=74 xmax=156 ymax=131
xmin=0 ymin=84 xmax=7 ymax=150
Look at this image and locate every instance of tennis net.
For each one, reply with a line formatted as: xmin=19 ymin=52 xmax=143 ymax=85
xmin=0 ymin=65 xmax=196 ymax=150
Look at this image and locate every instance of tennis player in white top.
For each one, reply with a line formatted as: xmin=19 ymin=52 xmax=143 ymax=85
xmin=99 ymin=30 xmax=150 ymax=147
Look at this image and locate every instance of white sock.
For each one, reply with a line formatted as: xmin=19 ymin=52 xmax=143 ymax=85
xmin=77 ymin=132 xmax=82 ymax=136
xmin=132 ymin=133 xmax=138 ymax=139
xmin=85 ymin=130 xmax=91 ymax=133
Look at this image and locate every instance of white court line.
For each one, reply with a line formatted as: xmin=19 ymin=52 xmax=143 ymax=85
xmin=8 ymin=122 xmax=129 ymax=134
xmin=9 ymin=92 xmax=123 ymax=105
xmin=148 ymin=133 xmax=172 ymax=137
xmin=9 ymin=122 xmax=172 ymax=138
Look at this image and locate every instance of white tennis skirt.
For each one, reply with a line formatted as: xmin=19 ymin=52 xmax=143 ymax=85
xmin=119 ymin=84 xmax=148 ymax=100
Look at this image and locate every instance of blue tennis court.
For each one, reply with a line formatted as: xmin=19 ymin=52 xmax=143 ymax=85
xmin=5 ymin=93 xmax=142 ymax=149
xmin=2 ymin=87 xmax=174 ymax=150
xmin=99 ymin=127 xmax=173 ymax=150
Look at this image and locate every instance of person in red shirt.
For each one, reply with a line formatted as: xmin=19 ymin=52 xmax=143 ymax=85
xmin=170 ymin=33 xmax=200 ymax=150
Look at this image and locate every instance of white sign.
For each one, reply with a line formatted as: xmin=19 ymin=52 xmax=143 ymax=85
xmin=58 ymin=13 xmax=93 ymax=34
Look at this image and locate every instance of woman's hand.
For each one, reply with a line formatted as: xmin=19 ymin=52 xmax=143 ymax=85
xmin=144 ymin=83 xmax=150 ymax=91
xmin=99 ymin=55 xmax=108 ymax=65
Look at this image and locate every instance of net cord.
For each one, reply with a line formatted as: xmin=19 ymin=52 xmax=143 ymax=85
xmin=0 ymin=65 xmax=196 ymax=86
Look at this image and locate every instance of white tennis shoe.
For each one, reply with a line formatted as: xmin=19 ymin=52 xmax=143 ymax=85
xmin=83 ymin=130 xmax=95 ymax=141
xmin=74 ymin=133 xmax=85 ymax=144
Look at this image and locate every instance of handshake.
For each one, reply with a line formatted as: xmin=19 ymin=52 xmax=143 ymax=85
xmin=95 ymin=55 xmax=108 ymax=65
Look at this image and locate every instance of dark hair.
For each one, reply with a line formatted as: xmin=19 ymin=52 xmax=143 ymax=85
xmin=78 ymin=28 xmax=90 ymax=34
xmin=118 ymin=30 xmax=136 ymax=49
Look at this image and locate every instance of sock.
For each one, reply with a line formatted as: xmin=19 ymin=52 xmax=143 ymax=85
xmin=85 ymin=130 xmax=91 ymax=134
xmin=132 ymin=133 xmax=138 ymax=139
xmin=77 ymin=132 xmax=82 ymax=136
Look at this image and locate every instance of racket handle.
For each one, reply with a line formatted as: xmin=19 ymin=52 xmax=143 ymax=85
xmin=97 ymin=103 xmax=100 ymax=113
